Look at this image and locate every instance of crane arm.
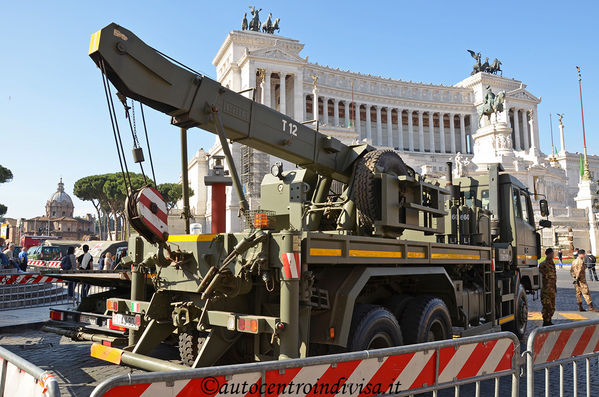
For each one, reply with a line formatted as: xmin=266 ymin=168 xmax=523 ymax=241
xmin=89 ymin=23 xmax=369 ymax=183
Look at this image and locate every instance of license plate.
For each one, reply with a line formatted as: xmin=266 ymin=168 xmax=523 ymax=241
xmin=79 ymin=314 xmax=97 ymax=325
xmin=112 ymin=313 xmax=140 ymax=330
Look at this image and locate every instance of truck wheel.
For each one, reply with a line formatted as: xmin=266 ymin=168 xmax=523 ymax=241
xmin=355 ymin=150 xmax=413 ymax=232
xmin=501 ymin=285 xmax=527 ymax=339
xmin=401 ymin=297 xmax=452 ymax=344
xmin=388 ymin=295 xmax=414 ymax=322
xmin=178 ymin=331 xmax=206 ymax=366
xmin=348 ymin=305 xmax=403 ymax=351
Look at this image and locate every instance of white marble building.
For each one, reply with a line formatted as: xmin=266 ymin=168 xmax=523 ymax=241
xmin=181 ymin=29 xmax=599 ymax=254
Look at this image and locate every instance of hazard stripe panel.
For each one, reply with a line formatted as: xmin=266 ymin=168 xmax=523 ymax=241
xmin=0 ymin=274 xmax=61 ymax=285
xmin=533 ymin=323 xmax=599 ymax=365
xmin=281 ymin=252 xmax=301 ymax=280
xmin=97 ymin=337 xmax=515 ymax=396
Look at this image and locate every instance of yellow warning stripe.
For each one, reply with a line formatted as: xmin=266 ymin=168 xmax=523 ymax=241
xmin=310 ymin=248 xmax=342 ymax=257
xmin=517 ymin=255 xmax=538 ymax=260
xmin=560 ymin=312 xmax=587 ymax=320
xmin=91 ymin=343 xmax=122 ymax=364
xmin=88 ymin=30 xmax=102 ymax=55
xmin=168 ymin=234 xmax=217 ymax=242
xmin=528 ymin=312 xmax=543 ymax=320
xmin=498 ymin=314 xmax=515 ymax=325
xmin=349 ymin=250 xmax=402 ymax=258
xmin=431 ymin=253 xmax=481 ymax=260
xmin=407 ymin=252 xmax=426 ymax=259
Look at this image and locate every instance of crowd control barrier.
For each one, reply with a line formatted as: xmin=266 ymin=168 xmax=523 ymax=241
xmin=526 ymin=318 xmax=599 ymax=397
xmin=91 ymin=332 xmax=520 ymax=397
xmin=0 ymin=345 xmax=60 ymax=397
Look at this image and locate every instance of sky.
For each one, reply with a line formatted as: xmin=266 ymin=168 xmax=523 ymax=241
xmin=0 ymin=0 xmax=598 ymax=219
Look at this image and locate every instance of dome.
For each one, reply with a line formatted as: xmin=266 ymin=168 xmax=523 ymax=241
xmin=46 ymin=179 xmax=74 ymax=218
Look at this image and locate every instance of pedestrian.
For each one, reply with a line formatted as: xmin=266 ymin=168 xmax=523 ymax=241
xmin=558 ymin=249 xmax=563 ymax=269
xmin=586 ymin=251 xmax=598 ymax=281
xmin=574 ymin=248 xmax=579 ymax=260
xmin=539 ymin=248 xmax=557 ymax=326
xmin=60 ymin=246 xmax=76 ymax=297
xmin=76 ymin=244 xmax=93 ymax=298
xmin=18 ymin=248 xmax=28 ymax=271
xmin=103 ymin=252 xmax=113 ymax=271
xmin=570 ymin=249 xmax=599 ymax=312
xmin=96 ymin=253 xmax=104 ymax=271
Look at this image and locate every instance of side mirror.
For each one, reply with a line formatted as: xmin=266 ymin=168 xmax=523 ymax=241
xmin=539 ymin=219 xmax=552 ymax=228
xmin=539 ymin=199 xmax=549 ymax=217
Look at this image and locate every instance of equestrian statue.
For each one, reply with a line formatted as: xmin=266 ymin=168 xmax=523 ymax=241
xmin=478 ymin=85 xmax=505 ymax=124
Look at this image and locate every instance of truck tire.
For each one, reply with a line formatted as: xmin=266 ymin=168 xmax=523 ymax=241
xmin=348 ymin=304 xmax=403 ymax=351
xmin=178 ymin=331 xmax=206 ymax=366
xmin=355 ymin=150 xmax=413 ymax=232
xmin=501 ymin=285 xmax=528 ymax=339
xmin=388 ymin=294 xmax=414 ymax=322
xmin=401 ymin=296 xmax=452 ymax=344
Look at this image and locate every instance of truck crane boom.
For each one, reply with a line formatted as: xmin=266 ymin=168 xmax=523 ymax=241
xmin=89 ymin=23 xmax=368 ymax=185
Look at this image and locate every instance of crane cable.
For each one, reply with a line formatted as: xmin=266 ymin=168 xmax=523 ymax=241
xmin=139 ymin=103 xmax=157 ymax=186
xmin=123 ymin=99 xmax=148 ymax=184
xmin=99 ymin=59 xmax=132 ymax=192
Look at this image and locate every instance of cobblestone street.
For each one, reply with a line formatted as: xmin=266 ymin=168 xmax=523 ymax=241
xmin=2 ymin=265 xmax=599 ymax=396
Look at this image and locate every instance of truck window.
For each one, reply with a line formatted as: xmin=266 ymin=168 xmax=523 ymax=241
xmin=512 ymin=189 xmax=522 ymax=219
xmin=481 ymin=189 xmax=489 ymax=210
xmin=521 ymin=191 xmax=534 ymax=226
xmin=463 ymin=191 xmax=475 ymax=207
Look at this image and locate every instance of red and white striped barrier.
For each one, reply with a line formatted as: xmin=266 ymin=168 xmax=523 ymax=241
xmin=0 ymin=274 xmax=62 ymax=285
xmin=91 ymin=333 xmax=518 ymax=397
xmin=0 ymin=347 xmax=60 ymax=397
xmin=531 ymin=321 xmax=599 ymax=365
xmin=27 ymin=260 xmax=61 ymax=268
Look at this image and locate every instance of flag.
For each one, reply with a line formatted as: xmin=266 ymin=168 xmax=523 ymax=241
xmin=580 ymin=154 xmax=584 ymax=177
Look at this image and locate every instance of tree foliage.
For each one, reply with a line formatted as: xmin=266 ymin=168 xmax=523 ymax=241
xmin=158 ymin=183 xmax=194 ymax=210
xmin=0 ymin=165 xmax=12 ymax=215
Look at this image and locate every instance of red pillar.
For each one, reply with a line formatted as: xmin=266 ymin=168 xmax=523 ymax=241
xmin=211 ymin=184 xmax=227 ymax=233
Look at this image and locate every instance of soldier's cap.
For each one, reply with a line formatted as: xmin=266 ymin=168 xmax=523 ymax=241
xmin=545 ymin=248 xmax=553 ymax=255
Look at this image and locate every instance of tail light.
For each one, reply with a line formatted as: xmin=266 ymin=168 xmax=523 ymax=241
xmin=107 ymin=319 xmax=126 ymax=331
xmin=253 ymin=213 xmax=270 ymax=229
xmin=49 ymin=310 xmax=64 ymax=321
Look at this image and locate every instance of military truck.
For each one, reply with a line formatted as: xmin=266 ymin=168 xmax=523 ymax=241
xmin=49 ymin=23 xmax=552 ymax=370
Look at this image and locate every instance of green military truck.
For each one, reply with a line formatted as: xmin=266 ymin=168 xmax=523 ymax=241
xmin=48 ymin=23 xmax=552 ymax=370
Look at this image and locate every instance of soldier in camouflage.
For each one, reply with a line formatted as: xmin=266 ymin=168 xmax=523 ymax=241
xmin=570 ymin=249 xmax=599 ymax=312
xmin=539 ymin=248 xmax=556 ymax=326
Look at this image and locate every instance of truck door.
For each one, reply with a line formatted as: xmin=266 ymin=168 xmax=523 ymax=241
xmin=512 ymin=188 xmax=536 ymax=265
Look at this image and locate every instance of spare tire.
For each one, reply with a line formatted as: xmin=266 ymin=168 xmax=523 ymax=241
xmin=354 ymin=150 xmax=413 ymax=232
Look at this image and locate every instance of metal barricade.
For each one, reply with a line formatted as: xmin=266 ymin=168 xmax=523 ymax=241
xmin=0 ymin=345 xmax=60 ymax=397
xmin=526 ymin=318 xmax=599 ymax=397
xmin=91 ymin=332 xmax=520 ymax=397
xmin=0 ymin=272 xmax=75 ymax=310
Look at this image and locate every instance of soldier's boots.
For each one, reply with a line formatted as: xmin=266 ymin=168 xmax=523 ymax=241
xmin=543 ymin=321 xmax=554 ymax=326
xmin=579 ymin=303 xmax=587 ymax=312
xmin=589 ymin=303 xmax=599 ymax=313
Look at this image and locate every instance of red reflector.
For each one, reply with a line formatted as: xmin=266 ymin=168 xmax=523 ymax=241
xmin=238 ymin=318 xmax=245 ymax=331
xmin=135 ymin=314 xmax=141 ymax=326
xmin=106 ymin=299 xmax=118 ymax=311
xmin=107 ymin=319 xmax=126 ymax=332
xmin=49 ymin=311 xmax=63 ymax=321
xmin=102 ymin=340 xmax=112 ymax=347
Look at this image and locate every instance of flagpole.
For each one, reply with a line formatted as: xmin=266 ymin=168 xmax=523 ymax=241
xmin=549 ymin=113 xmax=556 ymax=161
xmin=577 ymin=66 xmax=591 ymax=180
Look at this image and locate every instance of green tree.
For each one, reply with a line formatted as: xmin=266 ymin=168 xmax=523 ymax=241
xmin=74 ymin=175 xmax=109 ymax=239
xmin=158 ymin=183 xmax=194 ymax=210
xmin=0 ymin=165 xmax=13 ymax=216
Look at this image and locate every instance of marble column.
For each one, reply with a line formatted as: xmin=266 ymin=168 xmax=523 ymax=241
xmin=459 ymin=114 xmax=466 ymax=154
xmin=333 ymin=99 xmax=339 ymax=126
xmin=418 ymin=111 xmax=424 ymax=152
xmin=293 ymin=73 xmax=304 ymax=121
xmin=322 ymin=97 xmax=329 ymax=125
xmin=428 ymin=112 xmax=435 ymax=153
xmin=439 ymin=113 xmax=446 ymax=153
xmin=397 ymin=110 xmax=404 ymax=151
xmin=559 ymin=121 xmax=566 ymax=155
xmin=528 ymin=109 xmax=537 ymax=154
xmin=386 ymin=108 xmax=393 ymax=147
xmin=449 ymin=113 xmax=456 ymax=153
xmin=408 ymin=110 xmax=414 ymax=151
xmin=355 ymin=103 xmax=361 ymax=137
xmin=375 ymin=106 xmax=382 ymax=145
xmin=312 ymin=87 xmax=319 ymax=122
xmin=344 ymin=101 xmax=350 ymax=128
xmin=279 ymin=73 xmax=286 ymax=115
xmin=521 ymin=110 xmax=529 ymax=149
xmin=366 ymin=105 xmax=372 ymax=142
xmin=513 ymin=109 xmax=521 ymax=150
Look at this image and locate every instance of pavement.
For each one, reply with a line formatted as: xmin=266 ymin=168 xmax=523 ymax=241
xmin=1 ymin=264 xmax=599 ymax=396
